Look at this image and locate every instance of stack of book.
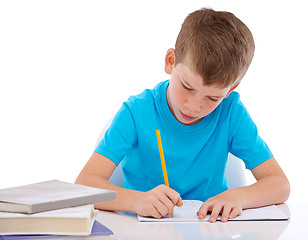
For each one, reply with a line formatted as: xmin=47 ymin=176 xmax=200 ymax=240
xmin=0 ymin=180 xmax=116 ymax=239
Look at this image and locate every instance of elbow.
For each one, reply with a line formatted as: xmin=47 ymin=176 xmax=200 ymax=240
xmin=75 ymin=172 xmax=91 ymax=186
xmin=278 ymin=176 xmax=291 ymax=204
xmin=75 ymin=176 xmax=85 ymax=185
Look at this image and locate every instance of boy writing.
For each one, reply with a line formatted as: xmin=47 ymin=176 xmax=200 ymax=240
xmin=75 ymin=8 xmax=290 ymax=222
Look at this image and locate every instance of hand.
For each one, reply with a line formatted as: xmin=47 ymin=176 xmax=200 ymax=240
xmin=197 ymin=189 xmax=242 ymax=223
xmin=134 ymin=184 xmax=183 ymax=218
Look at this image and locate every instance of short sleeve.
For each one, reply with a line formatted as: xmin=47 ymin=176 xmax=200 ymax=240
xmin=228 ymin=96 xmax=273 ymax=170
xmin=95 ymin=102 xmax=137 ymax=165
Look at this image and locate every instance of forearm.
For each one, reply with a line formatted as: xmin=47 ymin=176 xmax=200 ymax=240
xmin=75 ymin=174 xmax=141 ymax=213
xmin=75 ymin=173 xmax=183 ymax=218
xmin=198 ymin=158 xmax=290 ymax=222
xmin=75 ymin=153 xmax=182 ymax=218
xmin=236 ymin=174 xmax=290 ymax=209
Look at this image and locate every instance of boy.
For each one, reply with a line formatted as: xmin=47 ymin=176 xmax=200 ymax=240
xmin=75 ymin=8 xmax=290 ymax=222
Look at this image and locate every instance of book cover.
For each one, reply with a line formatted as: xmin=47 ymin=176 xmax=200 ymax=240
xmin=0 ymin=220 xmax=113 ymax=240
xmin=0 ymin=205 xmax=96 ymax=235
xmin=0 ymin=180 xmax=116 ymax=214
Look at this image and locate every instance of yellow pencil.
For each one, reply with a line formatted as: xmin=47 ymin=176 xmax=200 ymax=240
xmin=156 ymin=130 xmax=173 ymax=217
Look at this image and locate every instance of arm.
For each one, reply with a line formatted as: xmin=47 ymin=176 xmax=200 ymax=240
xmin=197 ymin=157 xmax=290 ymax=222
xmin=75 ymin=152 xmax=182 ymax=218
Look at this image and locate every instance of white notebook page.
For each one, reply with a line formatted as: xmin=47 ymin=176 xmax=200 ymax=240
xmin=138 ymin=200 xmax=288 ymax=222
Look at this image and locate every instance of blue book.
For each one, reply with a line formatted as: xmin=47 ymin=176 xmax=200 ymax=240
xmin=0 ymin=221 xmax=113 ymax=240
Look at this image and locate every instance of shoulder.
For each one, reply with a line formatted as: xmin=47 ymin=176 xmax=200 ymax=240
xmin=217 ymin=91 xmax=252 ymax=129
xmin=222 ymin=91 xmax=247 ymax=112
xmin=219 ymin=91 xmax=244 ymax=116
xmin=223 ymin=91 xmax=241 ymax=105
xmin=125 ymin=80 xmax=168 ymax=109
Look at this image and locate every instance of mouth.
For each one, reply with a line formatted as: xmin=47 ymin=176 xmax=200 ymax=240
xmin=180 ymin=111 xmax=198 ymax=122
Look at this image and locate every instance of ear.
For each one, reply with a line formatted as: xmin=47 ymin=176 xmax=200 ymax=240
xmin=164 ymin=48 xmax=176 ymax=74
xmin=225 ymin=82 xmax=240 ymax=98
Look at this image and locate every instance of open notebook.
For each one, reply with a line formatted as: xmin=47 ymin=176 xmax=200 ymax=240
xmin=138 ymin=200 xmax=288 ymax=222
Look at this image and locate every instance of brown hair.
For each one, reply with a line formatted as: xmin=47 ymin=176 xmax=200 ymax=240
xmin=175 ymin=8 xmax=255 ymax=87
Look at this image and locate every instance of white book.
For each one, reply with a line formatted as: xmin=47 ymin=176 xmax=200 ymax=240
xmin=0 ymin=204 xmax=97 ymax=235
xmin=0 ymin=180 xmax=116 ymax=214
xmin=137 ymin=200 xmax=288 ymax=222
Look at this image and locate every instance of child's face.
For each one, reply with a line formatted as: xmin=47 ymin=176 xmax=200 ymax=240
xmin=167 ymin=63 xmax=234 ymax=125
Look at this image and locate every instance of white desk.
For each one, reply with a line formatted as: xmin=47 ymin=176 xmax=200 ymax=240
xmin=96 ymin=203 xmax=306 ymax=239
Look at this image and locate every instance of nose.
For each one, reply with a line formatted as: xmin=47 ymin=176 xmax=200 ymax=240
xmin=184 ymin=95 xmax=202 ymax=113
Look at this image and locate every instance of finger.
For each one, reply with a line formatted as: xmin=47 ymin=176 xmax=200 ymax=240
xmin=155 ymin=200 xmax=173 ymax=217
xmin=147 ymin=201 xmax=168 ymax=218
xmin=144 ymin=186 xmax=178 ymax=218
xmin=197 ymin=203 xmax=210 ymax=220
xmin=155 ymin=190 xmax=177 ymax=217
xmin=159 ymin=185 xmax=182 ymax=213
xmin=144 ymin=202 xmax=163 ymax=219
xmin=145 ymin=191 xmax=168 ymax=218
xmin=176 ymin=197 xmax=183 ymax=207
xmin=158 ymin=197 xmax=175 ymax=216
xmin=163 ymin=186 xmax=182 ymax=206
xmin=209 ymin=205 xmax=222 ymax=223
xmin=151 ymin=208 xmax=163 ymax=219
xmin=221 ymin=205 xmax=232 ymax=222
xmin=229 ymin=206 xmax=242 ymax=219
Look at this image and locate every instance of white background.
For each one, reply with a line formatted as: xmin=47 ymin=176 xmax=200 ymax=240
xmin=0 ymin=0 xmax=307 ymax=203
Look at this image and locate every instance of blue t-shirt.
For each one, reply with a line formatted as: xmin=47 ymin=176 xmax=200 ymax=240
xmin=95 ymin=80 xmax=273 ymax=201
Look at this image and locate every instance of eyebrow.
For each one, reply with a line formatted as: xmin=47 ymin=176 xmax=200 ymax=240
xmin=180 ymin=76 xmax=192 ymax=86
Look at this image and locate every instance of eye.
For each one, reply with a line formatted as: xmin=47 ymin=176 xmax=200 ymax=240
xmin=209 ymin=97 xmax=219 ymax=102
xmin=182 ymin=82 xmax=193 ymax=91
